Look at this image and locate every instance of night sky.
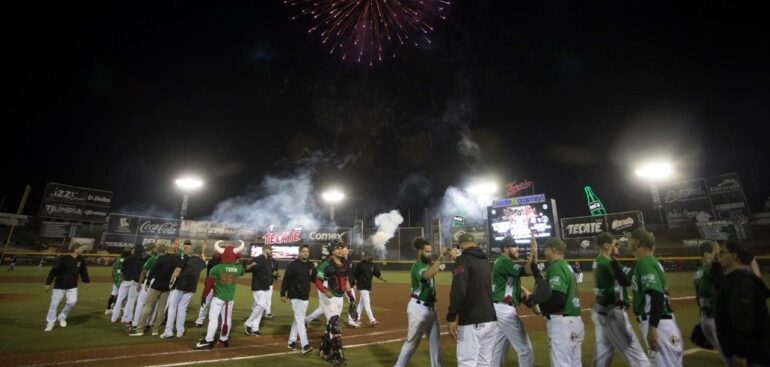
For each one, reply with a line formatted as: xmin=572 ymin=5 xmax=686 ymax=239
xmin=2 ymin=0 xmax=769 ymax=226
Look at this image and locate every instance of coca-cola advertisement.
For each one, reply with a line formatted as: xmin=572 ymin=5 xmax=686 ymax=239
xmin=136 ymin=217 xmax=179 ymax=237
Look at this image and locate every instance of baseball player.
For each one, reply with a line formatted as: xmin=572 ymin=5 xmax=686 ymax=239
xmin=162 ymin=241 xmax=206 ymax=338
xmin=244 ymin=243 xmax=273 ymax=336
xmin=305 ymin=240 xmax=349 ymax=325
xmin=629 ymin=228 xmax=683 ymax=367
xmin=353 ymin=254 xmax=387 ymax=326
xmin=395 ymin=237 xmax=442 ymax=367
xmin=342 ymin=244 xmax=360 ymax=328
xmin=131 ymin=244 xmax=159 ymax=331
xmin=194 ymin=241 xmax=246 ymax=349
xmin=44 ymin=244 xmax=90 ymax=331
xmin=7 ymin=255 xmax=17 ymax=271
xmin=447 ymin=233 xmax=498 ymax=367
xmin=106 ymin=250 xmax=128 ymax=315
xmin=313 ymin=239 xmax=351 ymax=322
xmin=490 ymin=235 xmax=536 ymax=367
xmin=572 ymin=262 xmax=584 ymax=284
xmin=130 ymin=242 xmax=182 ymax=336
xmin=693 ymin=241 xmax=722 ymax=357
xmin=195 ymin=250 xmax=220 ymax=327
xmin=535 ymin=237 xmax=584 ymax=367
xmin=116 ymin=244 xmax=144 ymax=324
xmin=591 ymin=232 xmax=649 ymax=367
xmin=282 ymin=244 xmax=316 ymax=354
xmin=265 ymin=254 xmax=279 ymax=319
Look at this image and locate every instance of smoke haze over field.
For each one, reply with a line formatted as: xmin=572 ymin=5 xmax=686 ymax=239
xmin=370 ymin=210 xmax=404 ymax=257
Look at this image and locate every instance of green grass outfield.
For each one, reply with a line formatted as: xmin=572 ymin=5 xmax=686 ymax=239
xmin=2 ymin=266 xmax=768 ymax=366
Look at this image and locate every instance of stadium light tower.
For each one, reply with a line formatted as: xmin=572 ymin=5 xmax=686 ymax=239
xmin=322 ymin=189 xmax=345 ymax=222
xmin=175 ymin=176 xmax=203 ymax=220
xmin=635 ymin=161 xmax=674 ymax=226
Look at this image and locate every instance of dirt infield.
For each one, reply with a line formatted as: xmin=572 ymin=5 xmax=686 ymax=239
xmin=4 ymin=280 xmax=697 ymax=367
xmin=0 ymin=293 xmax=32 ymax=303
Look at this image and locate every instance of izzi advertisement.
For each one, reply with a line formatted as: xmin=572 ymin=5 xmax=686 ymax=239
xmin=38 ymin=183 xmax=112 ymax=223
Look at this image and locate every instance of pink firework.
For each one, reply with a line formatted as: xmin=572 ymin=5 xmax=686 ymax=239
xmin=284 ymin=0 xmax=450 ymax=65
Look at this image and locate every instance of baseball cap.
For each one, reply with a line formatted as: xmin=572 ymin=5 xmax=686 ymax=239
xmin=629 ymin=228 xmax=655 ymax=248
xmin=192 ymin=245 xmax=203 ymax=254
xmin=595 ymin=232 xmax=616 ymax=247
xmin=183 ymin=239 xmax=192 ymax=245
xmin=500 ymin=236 xmax=516 ymax=248
xmin=458 ymin=233 xmax=475 ymax=244
xmin=543 ymin=237 xmax=566 ymax=252
xmin=156 ymin=244 xmax=167 ymax=253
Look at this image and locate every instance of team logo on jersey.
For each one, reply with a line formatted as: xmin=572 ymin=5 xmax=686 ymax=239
xmin=570 ymin=331 xmax=579 ymax=342
xmin=670 ymin=334 xmax=680 ymax=346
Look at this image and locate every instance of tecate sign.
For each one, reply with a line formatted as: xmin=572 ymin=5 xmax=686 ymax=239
xmin=263 ymin=230 xmax=302 ymax=245
xmin=565 ymin=222 xmax=604 ymax=236
xmin=308 ymin=231 xmax=346 ymax=241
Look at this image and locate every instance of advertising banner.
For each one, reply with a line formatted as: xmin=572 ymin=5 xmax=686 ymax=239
xmin=179 ymin=220 xmax=210 ymax=238
xmin=707 ymin=173 xmax=751 ymax=222
xmin=604 ymin=211 xmax=644 ymax=236
xmin=659 ymin=178 xmax=714 ymax=228
xmin=41 ymin=183 xmax=113 ymax=207
xmin=304 ymin=228 xmax=352 ymax=244
xmin=136 ymin=217 xmax=179 ymax=238
xmin=40 ymin=222 xmax=71 ymax=238
xmin=107 ymin=214 xmax=138 ymax=234
xmin=561 ymin=211 xmax=644 ymax=239
xmin=40 ymin=202 xmax=110 ymax=222
xmin=102 ymin=233 xmax=137 ymax=252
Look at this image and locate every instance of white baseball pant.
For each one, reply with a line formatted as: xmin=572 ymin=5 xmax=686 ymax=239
xmin=491 ymin=303 xmax=534 ymax=367
xmin=196 ymin=292 xmax=214 ymax=325
xmin=306 ymin=290 xmax=327 ymax=323
xmin=639 ymin=317 xmax=683 ymax=367
xmin=121 ymin=281 xmax=140 ymax=323
xmin=546 ymin=315 xmax=585 ymax=367
xmin=46 ymin=288 xmax=77 ymax=326
xmin=699 ymin=315 xmax=724 ymax=358
xmin=132 ymin=283 xmax=158 ymax=327
xmin=591 ymin=308 xmax=649 ymax=367
xmin=321 ymin=295 xmax=344 ymax=320
xmin=164 ymin=290 xmax=193 ymax=337
xmin=288 ymin=299 xmax=310 ymax=347
xmin=111 ymin=281 xmax=132 ymax=322
xmin=245 ymin=290 xmax=269 ymax=331
xmin=395 ymin=298 xmax=442 ymax=367
xmin=266 ymin=285 xmax=273 ymax=315
xmin=457 ymin=321 xmax=498 ymax=367
xmin=576 ymin=273 xmax=584 ymax=284
xmin=203 ymin=297 xmax=234 ymax=342
xmin=356 ymin=290 xmax=376 ymax=323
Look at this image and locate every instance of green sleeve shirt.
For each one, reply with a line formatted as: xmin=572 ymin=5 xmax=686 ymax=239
xmin=492 ymin=255 xmax=522 ymax=305
xmin=546 ymin=259 xmax=581 ymax=316
xmin=410 ymin=260 xmax=436 ymax=304
xmin=111 ymin=258 xmax=123 ymax=287
xmin=694 ymin=264 xmax=717 ymax=315
xmin=209 ymin=263 xmax=245 ymax=302
xmin=593 ymin=256 xmax=629 ymax=307
xmin=631 ymin=255 xmax=672 ymax=316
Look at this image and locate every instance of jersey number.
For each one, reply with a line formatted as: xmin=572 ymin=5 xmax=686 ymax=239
xmin=220 ymin=273 xmax=235 ymax=285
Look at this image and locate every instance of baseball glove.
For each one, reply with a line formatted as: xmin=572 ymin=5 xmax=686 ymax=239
xmin=348 ymin=301 xmax=359 ymax=322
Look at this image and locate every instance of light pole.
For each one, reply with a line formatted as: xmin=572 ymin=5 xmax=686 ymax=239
xmin=321 ymin=189 xmax=345 ymax=223
xmin=175 ymin=176 xmax=203 ymax=220
xmin=635 ymin=161 xmax=674 ymax=226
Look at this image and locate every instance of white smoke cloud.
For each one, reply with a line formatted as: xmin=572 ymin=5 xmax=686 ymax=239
xmin=435 ymin=186 xmax=494 ymax=246
xmin=458 ymin=131 xmax=482 ymax=161
xmin=369 ymin=210 xmax=404 ymax=257
xmin=208 ymin=171 xmax=323 ymax=233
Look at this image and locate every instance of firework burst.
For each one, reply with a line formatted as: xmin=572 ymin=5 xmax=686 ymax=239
xmin=284 ymin=0 xmax=450 ymax=65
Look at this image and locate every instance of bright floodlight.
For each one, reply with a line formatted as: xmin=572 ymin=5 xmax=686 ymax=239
xmin=466 ymin=182 xmax=498 ymax=196
xmin=175 ymin=177 xmax=204 ymax=191
xmin=635 ymin=162 xmax=673 ymax=181
xmin=322 ymin=189 xmax=345 ymax=204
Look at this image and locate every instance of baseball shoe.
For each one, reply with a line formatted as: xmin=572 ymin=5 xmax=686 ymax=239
xmin=151 ymin=331 xmax=159 ymax=336
xmin=105 ymin=309 xmax=112 ymax=315
xmin=244 ymin=323 xmax=252 ymax=335
xmin=176 ymin=332 xmax=184 ymax=338
xmin=193 ymin=340 xmax=214 ymax=350
xmin=287 ymin=341 xmax=300 ymax=351
xmin=265 ymin=313 xmax=273 ymax=320
xmin=59 ymin=319 xmax=67 ymax=328
xmin=301 ymin=344 xmax=314 ymax=354
xmin=129 ymin=331 xmax=144 ymax=336
xmin=370 ymin=319 xmax=378 ymax=327
xmin=159 ymin=333 xmax=174 ymax=339
xmin=346 ymin=320 xmax=360 ymax=328
xmin=44 ymin=324 xmax=54 ymax=332
xmin=219 ymin=339 xmax=230 ymax=348
xmin=195 ymin=323 xmax=203 ymax=328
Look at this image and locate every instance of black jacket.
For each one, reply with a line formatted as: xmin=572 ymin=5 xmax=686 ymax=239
xmin=271 ymin=257 xmax=280 ymax=282
xmin=148 ymin=254 xmax=182 ymax=292
xmin=46 ymin=255 xmax=90 ymax=289
xmin=281 ymin=259 xmax=316 ymax=300
xmin=353 ymin=260 xmax=381 ymax=291
xmin=206 ymin=256 xmax=220 ymax=277
xmin=250 ymin=254 xmax=273 ymax=291
xmin=173 ymin=256 xmax=206 ymax=293
xmin=121 ymin=254 xmax=143 ymax=282
xmin=447 ymin=246 xmax=497 ymax=325
xmin=715 ymin=268 xmax=770 ymax=364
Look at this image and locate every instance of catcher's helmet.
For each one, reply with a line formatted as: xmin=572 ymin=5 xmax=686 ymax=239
xmin=327 ymin=238 xmax=344 ymax=254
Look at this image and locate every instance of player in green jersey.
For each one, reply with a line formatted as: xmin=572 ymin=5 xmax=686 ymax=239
xmin=490 ymin=235 xmax=536 ymax=367
xmin=537 ymin=237 xmax=583 ymax=367
xmin=105 ymin=250 xmax=127 ymax=314
xmin=629 ymin=228 xmax=682 ymax=367
xmin=395 ymin=237 xmax=442 ymax=367
xmin=591 ymin=232 xmax=649 ymax=367
xmin=693 ymin=241 xmax=723 ymax=357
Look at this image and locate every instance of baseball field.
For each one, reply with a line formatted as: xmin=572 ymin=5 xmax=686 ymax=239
xmin=2 ymin=264 xmax=764 ymax=367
